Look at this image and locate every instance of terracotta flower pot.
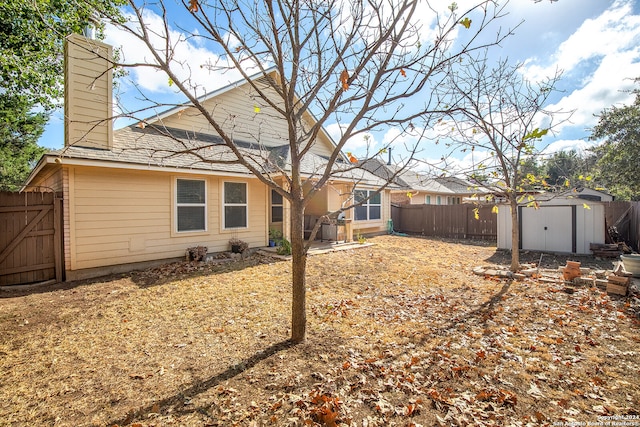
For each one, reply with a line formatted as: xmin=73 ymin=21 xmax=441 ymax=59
xmin=562 ymin=261 xmax=581 ymax=281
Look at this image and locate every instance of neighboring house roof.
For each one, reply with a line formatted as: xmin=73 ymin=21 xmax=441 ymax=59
xmin=400 ymin=172 xmax=456 ymax=195
xmin=434 ymin=176 xmax=489 ymax=195
xmin=360 ymin=158 xmax=488 ymax=195
xmin=357 ymin=158 xmax=409 ymax=187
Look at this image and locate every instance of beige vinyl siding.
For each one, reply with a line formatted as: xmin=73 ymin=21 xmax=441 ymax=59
xmin=159 ymin=80 xmax=336 ymax=158
xmin=68 ymin=166 xmax=267 ymax=270
xmin=414 ymin=193 xmax=447 ymax=205
xmin=328 ymin=183 xmax=350 ymax=215
xmin=410 ymin=194 xmax=426 ymax=205
xmin=27 ymin=165 xmax=64 ymax=193
xmin=64 ymin=34 xmax=112 ymax=150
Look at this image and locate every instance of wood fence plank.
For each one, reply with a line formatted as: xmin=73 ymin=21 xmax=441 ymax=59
xmin=391 ymin=204 xmax=497 ymax=240
xmin=2 ymin=262 xmax=56 ymax=276
xmin=54 ymin=198 xmax=63 ymax=283
xmin=0 ymin=205 xmax=53 ymax=213
xmin=1 ymin=191 xmax=59 ymax=286
xmin=0 ymin=207 xmax=51 ymax=265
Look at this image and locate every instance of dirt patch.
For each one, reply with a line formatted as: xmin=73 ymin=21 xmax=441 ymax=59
xmin=0 ymin=235 xmax=638 ymax=426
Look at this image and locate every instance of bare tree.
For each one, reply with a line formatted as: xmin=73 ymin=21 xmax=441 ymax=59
xmin=98 ymin=0 xmax=512 ymax=342
xmin=433 ymin=54 xmax=570 ymax=271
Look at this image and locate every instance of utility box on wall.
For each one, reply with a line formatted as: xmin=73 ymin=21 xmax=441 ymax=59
xmin=497 ymin=190 xmax=610 ymax=255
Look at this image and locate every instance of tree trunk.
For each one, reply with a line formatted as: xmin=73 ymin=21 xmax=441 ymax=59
xmin=510 ymin=197 xmax=520 ymax=272
xmin=290 ymin=199 xmax=307 ymax=343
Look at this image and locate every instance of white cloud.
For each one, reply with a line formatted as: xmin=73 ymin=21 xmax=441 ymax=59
xmin=544 ymin=47 xmax=640 ymax=137
xmin=523 ymin=1 xmax=640 ymax=81
xmin=420 ymin=147 xmax=498 ymax=177
xmin=326 ymin=121 xmax=448 ymax=162
xmin=325 ymin=123 xmax=379 ymax=154
xmin=105 ymin=10 xmax=253 ymax=96
xmin=541 ymin=138 xmax=597 ymax=156
xmin=517 ymin=0 xmax=640 ymax=148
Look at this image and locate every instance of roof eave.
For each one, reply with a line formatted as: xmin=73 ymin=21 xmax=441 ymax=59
xmin=20 ymin=153 xmax=58 ymax=192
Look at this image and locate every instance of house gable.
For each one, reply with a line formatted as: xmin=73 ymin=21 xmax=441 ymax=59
xmin=151 ymin=72 xmax=337 ymax=158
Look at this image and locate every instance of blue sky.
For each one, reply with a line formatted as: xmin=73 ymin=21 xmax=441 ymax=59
xmin=40 ymin=0 xmax=640 ymax=171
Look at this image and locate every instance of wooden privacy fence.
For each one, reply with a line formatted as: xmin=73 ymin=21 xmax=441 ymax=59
xmin=0 ymin=191 xmax=62 ymax=286
xmin=392 ymin=201 xmax=640 ymax=250
xmin=604 ymin=201 xmax=640 ymax=251
xmin=391 ymin=204 xmax=497 ymax=240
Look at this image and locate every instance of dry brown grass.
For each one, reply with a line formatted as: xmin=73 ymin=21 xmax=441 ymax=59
xmin=1 ymin=235 xmax=638 ymax=426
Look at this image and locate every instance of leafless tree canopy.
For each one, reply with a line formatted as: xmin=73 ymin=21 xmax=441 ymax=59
xmin=95 ymin=0 xmax=514 ymax=341
xmin=431 ymin=53 xmax=572 ymax=270
xmin=104 ymin=1 xmax=513 ymax=196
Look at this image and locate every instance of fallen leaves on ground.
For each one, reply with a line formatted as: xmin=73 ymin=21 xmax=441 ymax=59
xmin=0 ymin=236 xmax=638 ymax=426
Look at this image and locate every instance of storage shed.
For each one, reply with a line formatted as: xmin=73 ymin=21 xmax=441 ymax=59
xmin=497 ymin=189 xmax=613 ymax=255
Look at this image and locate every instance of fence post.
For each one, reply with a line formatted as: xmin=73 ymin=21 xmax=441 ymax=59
xmin=54 ymin=197 xmax=63 ymax=283
xmin=464 ymin=205 xmax=469 ymax=239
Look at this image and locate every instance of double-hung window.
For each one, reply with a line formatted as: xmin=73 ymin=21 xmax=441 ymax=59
xmin=354 ymin=189 xmax=381 ymax=221
xmin=223 ymin=181 xmax=248 ymax=229
xmin=176 ymin=178 xmax=206 ymax=232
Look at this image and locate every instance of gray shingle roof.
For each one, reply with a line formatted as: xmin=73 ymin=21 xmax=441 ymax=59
xmin=51 ymin=125 xmax=257 ymax=174
xmin=435 ymin=176 xmax=484 ymax=194
xmin=47 ymin=125 xmax=391 ymax=186
xmin=358 ymin=158 xmax=490 ymax=194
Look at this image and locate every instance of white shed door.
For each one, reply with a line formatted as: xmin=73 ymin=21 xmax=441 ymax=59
xmin=521 ymin=206 xmax=572 ymax=252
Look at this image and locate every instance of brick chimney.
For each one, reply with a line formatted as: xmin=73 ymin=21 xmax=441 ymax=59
xmin=64 ymin=33 xmax=113 ymax=149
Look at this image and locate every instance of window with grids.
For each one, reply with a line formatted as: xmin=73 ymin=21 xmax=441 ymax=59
xmin=224 ymin=181 xmax=248 ymax=229
xmin=176 ymin=179 xmax=206 ymax=232
xmin=354 ymin=189 xmax=381 ymax=221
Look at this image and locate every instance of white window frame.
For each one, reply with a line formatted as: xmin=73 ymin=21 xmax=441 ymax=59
xmin=222 ymin=181 xmax=248 ymax=230
xmin=354 ymin=189 xmax=382 ymax=222
xmin=175 ymin=178 xmax=207 ymax=233
xmin=426 ymin=195 xmax=431 ymax=204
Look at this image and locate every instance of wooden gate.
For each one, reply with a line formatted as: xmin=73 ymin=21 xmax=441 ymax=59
xmin=0 ymin=191 xmax=62 ymax=286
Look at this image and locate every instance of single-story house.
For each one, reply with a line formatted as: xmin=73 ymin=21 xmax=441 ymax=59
xmin=360 ymin=158 xmax=489 ymax=205
xmin=497 ymin=188 xmax=613 ymax=254
xmin=23 ymin=33 xmax=394 ymax=280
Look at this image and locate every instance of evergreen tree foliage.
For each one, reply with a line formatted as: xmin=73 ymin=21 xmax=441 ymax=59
xmin=0 ymin=0 xmax=124 ymax=110
xmin=590 ymin=85 xmax=640 ymax=200
xmin=0 ymin=94 xmax=47 ymax=191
